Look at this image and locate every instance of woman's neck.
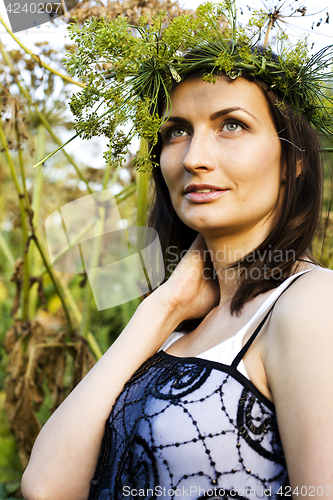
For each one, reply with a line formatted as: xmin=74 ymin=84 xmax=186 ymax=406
xmin=203 ymin=226 xmax=276 ymax=306
xmin=204 ymin=229 xmax=317 ymax=309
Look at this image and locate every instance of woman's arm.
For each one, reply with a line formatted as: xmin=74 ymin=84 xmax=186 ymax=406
xmin=21 ymin=234 xmax=219 ymax=500
xmin=265 ymin=269 xmax=333 ymax=498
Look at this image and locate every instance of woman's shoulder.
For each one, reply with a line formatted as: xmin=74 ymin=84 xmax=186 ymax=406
xmin=275 ymin=266 xmax=333 ymax=314
xmin=264 ymin=267 xmax=333 ymax=485
xmin=264 ymin=266 xmax=333 ymax=404
xmin=268 ymin=266 xmax=333 ymax=349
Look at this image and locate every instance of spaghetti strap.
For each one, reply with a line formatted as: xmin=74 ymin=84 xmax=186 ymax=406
xmin=231 ymin=272 xmax=309 ymax=369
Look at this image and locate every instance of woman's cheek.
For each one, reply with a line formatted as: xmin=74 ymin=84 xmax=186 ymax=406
xmin=160 ymin=155 xmax=182 ymax=193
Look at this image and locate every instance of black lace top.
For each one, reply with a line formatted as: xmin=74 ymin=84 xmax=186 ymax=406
xmin=88 ymin=275 xmax=305 ymax=500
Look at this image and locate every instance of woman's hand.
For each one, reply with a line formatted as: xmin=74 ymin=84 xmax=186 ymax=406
xmin=153 ymin=234 xmax=220 ymax=321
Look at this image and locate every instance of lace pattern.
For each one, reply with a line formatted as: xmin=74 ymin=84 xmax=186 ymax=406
xmin=88 ymin=352 xmax=287 ymax=500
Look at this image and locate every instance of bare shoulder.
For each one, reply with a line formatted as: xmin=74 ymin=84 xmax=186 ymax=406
xmin=264 ymin=268 xmax=333 ymax=487
xmin=270 ymin=267 xmax=333 ymax=336
xmin=264 ymin=266 xmax=333 ymax=395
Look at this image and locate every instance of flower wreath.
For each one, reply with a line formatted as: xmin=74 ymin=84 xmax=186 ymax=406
xmin=60 ymin=1 xmax=333 ymax=172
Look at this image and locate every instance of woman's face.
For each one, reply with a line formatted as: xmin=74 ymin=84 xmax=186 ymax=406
xmin=160 ymin=75 xmax=284 ymax=239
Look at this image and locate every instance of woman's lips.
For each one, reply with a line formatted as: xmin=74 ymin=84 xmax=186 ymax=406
xmin=184 ymin=184 xmax=228 ymax=203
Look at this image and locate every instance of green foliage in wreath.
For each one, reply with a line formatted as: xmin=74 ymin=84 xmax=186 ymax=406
xmin=64 ymin=1 xmax=333 ymax=172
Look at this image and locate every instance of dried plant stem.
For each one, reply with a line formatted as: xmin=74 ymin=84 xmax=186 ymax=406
xmin=0 ymin=125 xmax=23 ymax=205
xmin=0 ymin=13 xmax=85 ymax=88
xmin=32 ymin=236 xmax=74 ymax=335
xmin=0 ymin=123 xmax=30 ymax=320
xmin=29 ymin=125 xmax=45 ymax=320
xmin=26 ymin=342 xmax=76 ymax=378
xmin=16 ymin=126 xmax=30 ymax=321
xmin=16 ymin=132 xmax=30 ymax=208
xmin=31 ymin=125 xmax=45 ymax=241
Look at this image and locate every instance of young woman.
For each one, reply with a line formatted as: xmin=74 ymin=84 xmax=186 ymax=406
xmin=21 ymin=10 xmax=333 ymax=500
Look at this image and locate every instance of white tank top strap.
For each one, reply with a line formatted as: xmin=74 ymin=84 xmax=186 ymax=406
xmin=231 ymin=268 xmax=313 ymax=350
xmin=159 ymin=331 xmax=185 ymax=352
xmin=231 ymin=268 xmax=314 ymax=372
xmin=160 ymin=268 xmax=314 ymax=379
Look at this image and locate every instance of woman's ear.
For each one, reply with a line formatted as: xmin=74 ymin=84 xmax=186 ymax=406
xmin=296 ymin=158 xmax=302 ymax=178
xmin=281 ymin=163 xmax=287 ymax=183
xmin=281 ymin=159 xmax=302 ymax=183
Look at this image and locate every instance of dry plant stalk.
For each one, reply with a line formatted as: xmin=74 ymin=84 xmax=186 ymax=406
xmin=4 ymin=317 xmax=95 ymax=467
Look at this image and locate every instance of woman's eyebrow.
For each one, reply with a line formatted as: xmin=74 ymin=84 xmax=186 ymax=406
xmin=162 ymin=116 xmax=187 ymax=124
xmin=210 ymin=107 xmax=259 ymax=122
xmin=162 ymin=107 xmax=259 ymax=124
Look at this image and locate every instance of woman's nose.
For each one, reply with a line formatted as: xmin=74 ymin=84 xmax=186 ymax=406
xmin=182 ymin=131 xmax=216 ymax=173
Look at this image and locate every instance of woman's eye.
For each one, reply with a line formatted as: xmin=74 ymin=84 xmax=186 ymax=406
xmin=222 ymin=122 xmax=243 ymax=133
xmin=170 ymin=128 xmax=188 ymax=138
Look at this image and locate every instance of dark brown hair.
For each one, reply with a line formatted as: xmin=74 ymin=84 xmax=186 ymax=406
xmin=147 ymin=72 xmax=323 ymax=319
